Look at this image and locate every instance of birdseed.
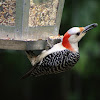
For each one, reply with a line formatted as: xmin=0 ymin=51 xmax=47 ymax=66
xmin=29 ymin=0 xmax=59 ymax=27
xmin=0 ymin=0 xmax=16 ymax=26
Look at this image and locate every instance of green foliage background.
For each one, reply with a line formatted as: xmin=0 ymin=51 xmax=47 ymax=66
xmin=0 ymin=0 xmax=100 ymax=100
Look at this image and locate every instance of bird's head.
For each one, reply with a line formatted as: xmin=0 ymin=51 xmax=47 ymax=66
xmin=62 ymin=23 xmax=98 ymax=52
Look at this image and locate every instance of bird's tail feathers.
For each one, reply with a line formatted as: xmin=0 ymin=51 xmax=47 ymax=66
xmin=20 ymin=67 xmax=35 ymax=79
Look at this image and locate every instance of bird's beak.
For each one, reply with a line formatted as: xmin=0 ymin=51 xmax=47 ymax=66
xmin=82 ymin=23 xmax=98 ymax=33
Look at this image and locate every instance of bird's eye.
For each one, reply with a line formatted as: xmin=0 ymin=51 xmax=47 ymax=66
xmin=76 ymin=32 xmax=80 ymax=36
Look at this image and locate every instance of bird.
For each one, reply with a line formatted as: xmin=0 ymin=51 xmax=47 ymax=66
xmin=21 ymin=23 xmax=98 ymax=79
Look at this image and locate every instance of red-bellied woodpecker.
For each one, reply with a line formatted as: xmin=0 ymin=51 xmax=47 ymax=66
xmin=21 ymin=23 xmax=98 ymax=79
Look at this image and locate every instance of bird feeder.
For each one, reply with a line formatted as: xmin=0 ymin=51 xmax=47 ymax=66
xmin=0 ymin=0 xmax=65 ymax=50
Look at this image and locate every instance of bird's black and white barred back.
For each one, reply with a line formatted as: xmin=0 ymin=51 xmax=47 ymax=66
xmin=23 ymin=49 xmax=80 ymax=77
